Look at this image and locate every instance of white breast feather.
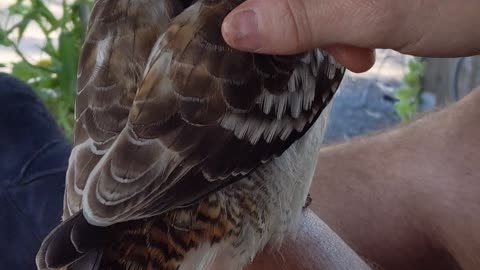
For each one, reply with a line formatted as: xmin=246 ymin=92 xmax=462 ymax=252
xmin=181 ymin=104 xmax=332 ymax=270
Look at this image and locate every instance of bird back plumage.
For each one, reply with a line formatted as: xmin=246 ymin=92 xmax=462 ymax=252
xmin=36 ymin=0 xmax=345 ymax=269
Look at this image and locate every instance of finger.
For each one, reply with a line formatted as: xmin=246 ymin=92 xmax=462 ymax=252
xmin=222 ymin=0 xmax=480 ymax=57
xmin=222 ymin=0 xmax=409 ymax=54
xmin=326 ymin=46 xmax=376 ymax=73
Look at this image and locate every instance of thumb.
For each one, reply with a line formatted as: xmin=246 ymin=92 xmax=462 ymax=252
xmin=221 ymin=0 xmax=408 ymax=55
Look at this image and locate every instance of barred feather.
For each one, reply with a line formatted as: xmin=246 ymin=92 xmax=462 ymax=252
xmin=36 ymin=0 xmax=344 ymax=269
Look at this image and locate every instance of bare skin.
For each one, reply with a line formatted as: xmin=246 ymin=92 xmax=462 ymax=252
xmin=220 ymin=0 xmax=480 ymax=269
xmin=222 ymin=0 xmax=480 ymax=72
xmin=309 ymin=89 xmax=480 ymax=270
xmin=244 ymin=89 xmax=480 ymax=270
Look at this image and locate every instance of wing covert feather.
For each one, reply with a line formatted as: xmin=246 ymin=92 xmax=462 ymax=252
xmin=79 ymin=0 xmax=345 ymax=226
xmin=65 ymin=0 xmax=189 ymax=218
xmin=38 ymin=1 xmax=344 ymax=268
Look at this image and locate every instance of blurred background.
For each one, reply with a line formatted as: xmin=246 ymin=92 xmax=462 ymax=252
xmin=1 ymin=0 xmax=480 ymax=144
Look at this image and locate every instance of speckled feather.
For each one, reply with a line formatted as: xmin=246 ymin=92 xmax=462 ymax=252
xmin=36 ymin=0 xmax=345 ymax=269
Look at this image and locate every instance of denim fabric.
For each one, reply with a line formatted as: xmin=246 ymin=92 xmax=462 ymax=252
xmin=0 ymin=73 xmax=71 ymax=270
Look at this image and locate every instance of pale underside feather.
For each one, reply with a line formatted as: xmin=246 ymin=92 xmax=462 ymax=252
xmin=39 ymin=1 xmax=345 ymax=269
xmin=177 ymin=109 xmax=331 ymax=270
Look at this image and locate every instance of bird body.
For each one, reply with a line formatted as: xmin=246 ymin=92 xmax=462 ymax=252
xmin=36 ymin=0 xmax=344 ymax=269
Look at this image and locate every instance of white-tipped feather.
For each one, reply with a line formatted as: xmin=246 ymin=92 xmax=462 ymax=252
xmin=275 ymin=94 xmax=288 ymax=119
xmin=179 ymin=106 xmax=331 ymax=270
xmin=77 ymin=34 xmax=113 ymax=95
xmin=221 ymin=112 xmax=310 ymax=144
xmin=289 ymin=90 xmax=303 ymax=118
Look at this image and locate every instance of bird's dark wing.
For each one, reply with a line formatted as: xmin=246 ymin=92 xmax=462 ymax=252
xmin=64 ymin=0 xmax=188 ymax=218
xmin=37 ymin=1 xmax=344 ymax=269
xmin=36 ymin=1 xmax=189 ymax=269
xmin=79 ymin=0 xmax=345 ymax=226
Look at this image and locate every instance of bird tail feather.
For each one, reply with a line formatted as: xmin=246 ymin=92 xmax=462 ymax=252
xmin=36 ymin=213 xmax=109 ymax=270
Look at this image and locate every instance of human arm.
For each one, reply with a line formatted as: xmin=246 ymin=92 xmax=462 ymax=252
xmin=247 ymin=89 xmax=480 ymax=270
xmin=244 ymin=209 xmax=373 ymax=270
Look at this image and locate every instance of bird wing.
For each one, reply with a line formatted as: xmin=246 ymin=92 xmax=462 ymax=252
xmin=75 ymin=0 xmax=345 ymax=227
xmin=64 ymin=0 xmax=188 ymax=218
xmin=37 ymin=1 xmax=344 ymax=269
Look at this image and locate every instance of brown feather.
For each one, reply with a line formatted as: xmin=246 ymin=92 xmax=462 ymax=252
xmin=78 ymin=1 xmax=343 ymax=226
xmin=37 ymin=0 xmax=345 ymax=269
xmin=64 ymin=0 xmax=188 ymax=218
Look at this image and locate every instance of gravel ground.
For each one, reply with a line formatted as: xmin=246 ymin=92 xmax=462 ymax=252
xmin=324 ymin=73 xmax=401 ymax=145
xmin=323 ymin=50 xmax=417 ymax=145
xmin=323 ymin=49 xmax=438 ymax=145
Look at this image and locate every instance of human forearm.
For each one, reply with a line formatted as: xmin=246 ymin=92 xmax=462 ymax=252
xmin=245 ymin=90 xmax=480 ymax=270
xmin=310 ymin=89 xmax=480 ymax=269
xmin=245 ymin=210 xmax=373 ymax=270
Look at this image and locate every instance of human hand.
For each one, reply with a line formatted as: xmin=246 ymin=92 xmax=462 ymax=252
xmin=222 ymin=0 xmax=480 ymax=72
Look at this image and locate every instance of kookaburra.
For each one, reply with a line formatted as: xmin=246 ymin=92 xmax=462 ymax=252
xmin=36 ymin=0 xmax=344 ymax=269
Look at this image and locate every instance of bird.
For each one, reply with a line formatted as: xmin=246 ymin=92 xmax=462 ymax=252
xmin=36 ymin=0 xmax=345 ymax=269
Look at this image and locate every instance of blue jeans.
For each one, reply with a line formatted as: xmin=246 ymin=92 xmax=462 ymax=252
xmin=0 ymin=73 xmax=70 ymax=270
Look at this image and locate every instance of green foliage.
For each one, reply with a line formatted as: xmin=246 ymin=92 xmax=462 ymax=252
xmin=0 ymin=0 xmax=92 ymax=139
xmin=395 ymin=58 xmax=425 ymax=121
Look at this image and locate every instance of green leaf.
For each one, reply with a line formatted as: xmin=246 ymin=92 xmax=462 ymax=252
xmin=394 ymin=58 xmax=425 ymax=121
xmin=8 ymin=2 xmax=30 ymax=16
xmin=395 ymin=102 xmax=414 ymax=121
xmin=395 ymin=87 xmax=414 ymax=100
xmin=11 ymin=61 xmax=47 ymax=81
xmin=41 ymin=38 xmax=60 ymax=60
xmin=15 ymin=12 xmax=35 ymax=41
xmin=33 ymin=77 xmax=60 ymax=90
xmin=32 ymin=0 xmax=60 ymax=28
xmin=0 ymin=30 xmax=13 ymax=46
xmin=58 ymin=31 xmax=79 ymax=105
xmin=2 ymin=0 xmax=93 ymax=139
xmin=404 ymin=73 xmax=418 ymax=87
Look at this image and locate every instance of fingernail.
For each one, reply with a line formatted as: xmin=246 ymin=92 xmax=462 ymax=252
xmin=223 ymin=9 xmax=262 ymax=51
